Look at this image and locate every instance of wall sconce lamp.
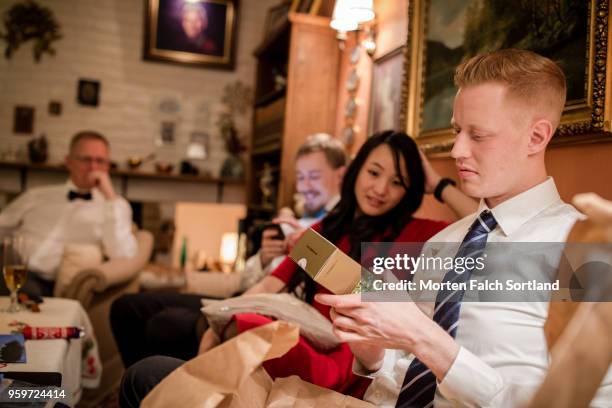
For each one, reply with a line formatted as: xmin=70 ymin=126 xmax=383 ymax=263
xmin=331 ymin=0 xmax=359 ymax=35
xmin=330 ymin=0 xmax=376 ymax=55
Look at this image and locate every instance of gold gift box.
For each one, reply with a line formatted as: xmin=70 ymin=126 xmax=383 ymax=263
xmin=289 ymin=228 xmax=362 ymax=295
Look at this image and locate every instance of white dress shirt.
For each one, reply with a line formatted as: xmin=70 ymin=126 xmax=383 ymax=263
xmin=0 ymin=180 xmax=137 ymax=281
xmin=358 ymin=178 xmax=611 ymax=407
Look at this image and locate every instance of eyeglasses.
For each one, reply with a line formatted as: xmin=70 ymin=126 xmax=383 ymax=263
xmin=71 ymin=155 xmax=110 ymax=166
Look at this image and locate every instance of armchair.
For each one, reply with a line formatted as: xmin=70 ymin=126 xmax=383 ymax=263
xmin=54 ymin=229 xmax=153 ymax=406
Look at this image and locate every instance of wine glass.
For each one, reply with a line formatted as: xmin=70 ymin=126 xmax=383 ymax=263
xmin=2 ymin=235 xmax=29 ymax=313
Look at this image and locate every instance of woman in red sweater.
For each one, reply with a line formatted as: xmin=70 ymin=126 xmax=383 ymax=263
xmin=120 ymin=131 xmax=475 ymax=407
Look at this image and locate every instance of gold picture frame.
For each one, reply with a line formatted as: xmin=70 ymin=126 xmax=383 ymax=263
xmin=144 ymin=0 xmax=238 ymax=70
xmin=403 ymin=0 xmax=612 ymax=156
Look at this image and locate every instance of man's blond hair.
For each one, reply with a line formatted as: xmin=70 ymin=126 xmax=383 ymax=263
xmin=69 ymin=130 xmax=109 ymax=154
xmin=454 ymin=49 xmax=567 ymax=127
xmin=296 ymin=133 xmax=347 ymax=169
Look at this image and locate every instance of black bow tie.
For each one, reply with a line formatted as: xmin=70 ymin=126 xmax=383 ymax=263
xmin=67 ymin=190 xmax=92 ymax=201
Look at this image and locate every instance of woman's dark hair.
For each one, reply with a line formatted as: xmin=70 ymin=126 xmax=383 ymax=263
xmin=287 ymin=130 xmax=425 ymax=302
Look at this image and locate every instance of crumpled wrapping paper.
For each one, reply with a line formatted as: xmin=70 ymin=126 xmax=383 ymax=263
xmin=142 ymin=320 xmax=375 ymax=408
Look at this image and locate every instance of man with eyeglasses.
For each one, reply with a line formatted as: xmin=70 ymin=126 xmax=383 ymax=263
xmin=0 ymin=131 xmax=137 ymax=297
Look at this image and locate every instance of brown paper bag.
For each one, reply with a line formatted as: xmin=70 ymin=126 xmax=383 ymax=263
xmin=266 ymin=376 xmax=376 ymax=408
xmin=142 ymin=321 xmax=299 ymax=408
xmin=225 ymin=368 xmax=273 ymax=408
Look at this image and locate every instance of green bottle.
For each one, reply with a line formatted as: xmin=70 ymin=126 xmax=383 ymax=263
xmin=180 ymin=236 xmax=188 ymax=271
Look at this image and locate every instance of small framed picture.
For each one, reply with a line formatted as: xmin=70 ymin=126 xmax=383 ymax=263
xmin=158 ymin=121 xmax=176 ymax=145
xmin=369 ymin=46 xmax=404 ymax=134
xmin=0 ymin=334 xmax=26 ymax=363
xmin=77 ymin=79 xmax=100 ymax=107
xmin=13 ymin=106 xmax=35 ymax=134
xmin=48 ymin=100 xmax=62 ymax=116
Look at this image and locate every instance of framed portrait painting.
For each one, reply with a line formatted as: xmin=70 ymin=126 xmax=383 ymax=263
xmin=144 ymin=0 xmax=239 ymax=70
xmin=404 ymin=0 xmax=611 ymax=155
xmin=369 ymin=46 xmax=405 ymax=135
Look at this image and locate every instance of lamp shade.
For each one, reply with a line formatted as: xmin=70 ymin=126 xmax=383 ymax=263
xmin=331 ymin=0 xmax=359 ymax=32
xmin=219 ymin=232 xmax=238 ymax=265
xmin=348 ymin=0 xmax=375 ymax=23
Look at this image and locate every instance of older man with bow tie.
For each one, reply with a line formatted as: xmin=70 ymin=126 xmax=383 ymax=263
xmin=0 ymin=131 xmax=136 ymax=297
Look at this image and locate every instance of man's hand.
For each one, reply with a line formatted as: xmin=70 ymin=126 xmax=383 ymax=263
xmin=316 ymin=293 xmax=428 ymax=349
xmin=88 ymin=171 xmax=116 ymax=200
xmin=272 ymin=215 xmax=305 ymax=249
xmin=329 ymin=306 xmax=386 ymax=371
xmin=316 ymin=293 xmax=459 ymax=380
xmin=260 ymin=228 xmax=287 ymax=268
xmin=420 ymin=149 xmax=442 ymax=194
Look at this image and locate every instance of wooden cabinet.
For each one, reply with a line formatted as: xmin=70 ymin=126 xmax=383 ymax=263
xmin=247 ymin=12 xmax=340 ymax=219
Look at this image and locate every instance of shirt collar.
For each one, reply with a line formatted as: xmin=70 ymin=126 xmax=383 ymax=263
xmin=64 ymin=179 xmax=99 ymax=199
xmin=299 ymin=195 xmax=341 ymax=228
xmin=65 ymin=179 xmax=78 ymax=191
xmin=477 ymin=177 xmax=561 ymax=237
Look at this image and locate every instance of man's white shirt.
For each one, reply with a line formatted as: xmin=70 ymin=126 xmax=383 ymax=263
xmin=357 ymin=178 xmax=611 ymax=407
xmin=0 ymin=180 xmax=137 ymax=281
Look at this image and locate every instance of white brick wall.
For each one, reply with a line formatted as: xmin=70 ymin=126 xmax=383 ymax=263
xmin=0 ymin=0 xmax=277 ymax=178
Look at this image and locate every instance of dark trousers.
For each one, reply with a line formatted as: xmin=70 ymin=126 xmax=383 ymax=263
xmin=120 ymin=355 xmax=184 ymax=408
xmin=110 ymin=292 xmax=206 ymax=368
xmin=0 ymin=271 xmax=54 ymax=298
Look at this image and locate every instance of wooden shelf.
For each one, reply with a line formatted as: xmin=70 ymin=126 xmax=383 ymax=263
xmin=0 ymin=160 xmax=244 ymax=185
xmin=251 ymin=143 xmax=282 ymax=157
xmin=253 ymin=130 xmax=282 ymax=147
xmin=255 ymin=165 xmax=280 ymax=177
xmin=0 ymin=160 xmax=244 ymax=203
xmin=255 ymin=88 xmax=287 ymax=107
xmin=248 ymin=204 xmax=276 ymax=213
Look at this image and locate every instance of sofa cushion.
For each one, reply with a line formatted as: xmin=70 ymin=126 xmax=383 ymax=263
xmin=54 ymin=244 xmax=103 ymax=297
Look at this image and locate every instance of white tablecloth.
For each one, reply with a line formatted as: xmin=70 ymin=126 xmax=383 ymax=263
xmin=0 ymin=297 xmax=96 ymax=406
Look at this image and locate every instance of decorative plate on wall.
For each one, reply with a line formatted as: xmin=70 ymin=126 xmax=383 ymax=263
xmin=346 ymin=68 xmax=360 ymax=92
xmin=344 ymin=98 xmax=358 ymax=119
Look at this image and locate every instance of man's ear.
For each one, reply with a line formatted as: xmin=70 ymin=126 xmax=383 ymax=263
xmin=527 ymin=119 xmax=554 ymax=155
xmin=335 ymin=165 xmax=347 ymax=185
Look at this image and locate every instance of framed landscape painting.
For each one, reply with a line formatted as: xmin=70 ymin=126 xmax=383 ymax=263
xmin=403 ymin=0 xmax=611 ymax=155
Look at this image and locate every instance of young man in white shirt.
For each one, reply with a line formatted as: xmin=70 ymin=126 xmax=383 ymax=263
xmin=318 ymin=49 xmax=610 ymax=407
xmin=0 ymin=131 xmax=137 ymax=297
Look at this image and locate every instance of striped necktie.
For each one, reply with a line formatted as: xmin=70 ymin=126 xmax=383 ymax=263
xmin=395 ymin=210 xmax=498 ymax=408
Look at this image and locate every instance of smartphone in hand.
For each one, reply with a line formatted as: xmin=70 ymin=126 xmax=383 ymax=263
xmin=260 ymin=223 xmax=285 ymax=240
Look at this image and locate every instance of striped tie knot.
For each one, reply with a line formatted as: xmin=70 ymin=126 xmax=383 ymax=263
xmin=468 ymin=209 xmax=498 ymax=236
